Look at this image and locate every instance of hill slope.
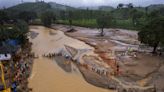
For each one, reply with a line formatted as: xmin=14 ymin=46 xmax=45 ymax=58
xmin=78 ymin=6 xmax=114 ymax=11
xmin=48 ymin=2 xmax=76 ymax=10
xmin=7 ymin=2 xmax=51 ymax=13
xmin=147 ymin=4 xmax=164 ymax=11
xmin=7 ymin=2 xmax=76 ymax=15
xmin=99 ymin=6 xmax=114 ymax=11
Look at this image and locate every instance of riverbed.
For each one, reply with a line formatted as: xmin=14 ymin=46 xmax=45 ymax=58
xmin=28 ymin=26 xmax=115 ymax=92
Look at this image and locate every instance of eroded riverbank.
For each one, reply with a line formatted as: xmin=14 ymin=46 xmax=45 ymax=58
xmin=28 ymin=25 xmax=164 ymax=92
xmin=52 ymin=24 xmax=164 ymax=92
xmin=28 ymin=26 xmax=115 ymax=92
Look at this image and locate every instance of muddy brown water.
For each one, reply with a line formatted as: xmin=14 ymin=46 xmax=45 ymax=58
xmin=28 ymin=26 xmax=115 ymax=92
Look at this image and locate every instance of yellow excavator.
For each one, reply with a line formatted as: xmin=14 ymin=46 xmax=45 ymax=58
xmin=0 ymin=62 xmax=11 ymax=92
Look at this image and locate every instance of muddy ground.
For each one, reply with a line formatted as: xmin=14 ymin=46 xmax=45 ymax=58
xmin=52 ymin=24 xmax=164 ymax=92
xmin=28 ymin=26 xmax=114 ymax=92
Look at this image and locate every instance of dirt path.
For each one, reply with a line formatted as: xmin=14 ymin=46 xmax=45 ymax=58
xmin=28 ymin=26 xmax=115 ymax=92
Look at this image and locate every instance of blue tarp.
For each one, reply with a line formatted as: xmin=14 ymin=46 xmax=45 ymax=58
xmin=5 ymin=39 xmax=19 ymax=46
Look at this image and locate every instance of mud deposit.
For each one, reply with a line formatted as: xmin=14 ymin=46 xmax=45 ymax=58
xmin=28 ymin=26 xmax=114 ymax=92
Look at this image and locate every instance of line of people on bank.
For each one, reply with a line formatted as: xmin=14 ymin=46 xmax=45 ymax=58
xmin=42 ymin=52 xmax=72 ymax=60
xmin=12 ymin=55 xmax=33 ymax=92
xmin=0 ymin=54 xmax=33 ymax=92
xmin=42 ymin=53 xmax=57 ymax=58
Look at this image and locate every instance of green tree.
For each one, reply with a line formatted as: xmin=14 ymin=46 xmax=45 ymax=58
xmin=60 ymin=10 xmax=66 ymax=20
xmin=19 ymin=11 xmax=37 ymax=23
xmin=145 ymin=7 xmax=148 ymax=16
xmin=127 ymin=3 xmax=134 ymax=9
xmin=148 ymin=10 xmax=163 ymax=21
xmin=41 ymin=11 xmax=55 ymax=27
xmin=15 ymin=20 xmax=29 ymax=34
xmin=149 ymin=10 xmax=159 ymax=18
xmin=0 ymin=10 xmax=9 ymax=25
xmin=117 ymin=3 xmax=124 ymax=9
xmin=138 ymin=17 xmax=164 ymax=53
xmin=0 ymin=27 xmax=9 ymax=41
xmin=0 ymin=20 xmax=29 ymax=43
xmin=68 ymin=11 xmax=73 ymax=28
xmin=96 ymin=14 xmax=112 ymax=36
xmin=130 ymin=9 xmax=143 ymax=26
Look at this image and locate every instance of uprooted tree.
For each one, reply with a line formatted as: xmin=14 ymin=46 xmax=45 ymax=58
xmin=138 ymin=16 xmax=164 ymax=53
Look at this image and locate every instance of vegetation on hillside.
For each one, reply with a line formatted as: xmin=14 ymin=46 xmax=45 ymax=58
xmin=3 ymin=2 xmax=164 ymax=30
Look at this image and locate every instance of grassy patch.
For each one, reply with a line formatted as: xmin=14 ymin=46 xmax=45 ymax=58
xmin=57 ymin=19 xmax=97 ymax=28
xmin=57 ymin=19 xmax=143 ymax=30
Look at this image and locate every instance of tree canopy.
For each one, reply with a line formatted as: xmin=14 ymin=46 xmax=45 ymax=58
xmin=96 ymin=14 xmax=112 ymax=36
xmin=130 ymin=9 xmax=144 ymax=26
xmin=0 ymin=20 xmax=29 ymax=42
xmin=41 ymin=11 xmax=56 ymax=27
xmin=68 ymin=11 xmax=73 ymax=28
xmin=0 ymin=10 xmax=9 ymax=25
xmin=18 ymin=11 xmax=37 ymax=23
xmin=138 ymin=16 xmax=164 ymax=53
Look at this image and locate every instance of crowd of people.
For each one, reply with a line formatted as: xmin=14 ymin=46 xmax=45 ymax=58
xmin=0 ymin=42 xmax=34 ymax=92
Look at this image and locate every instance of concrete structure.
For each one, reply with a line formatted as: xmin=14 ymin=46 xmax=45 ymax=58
xmin=64 ymin=45 xmax=109 ymax=76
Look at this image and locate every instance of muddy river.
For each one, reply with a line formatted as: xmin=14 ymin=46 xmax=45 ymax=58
xmin=28 ymin=26 xmax=115 ymax=92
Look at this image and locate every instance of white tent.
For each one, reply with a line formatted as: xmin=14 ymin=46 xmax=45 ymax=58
xmin=0 ymin=54 xmax=11 ymax=61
